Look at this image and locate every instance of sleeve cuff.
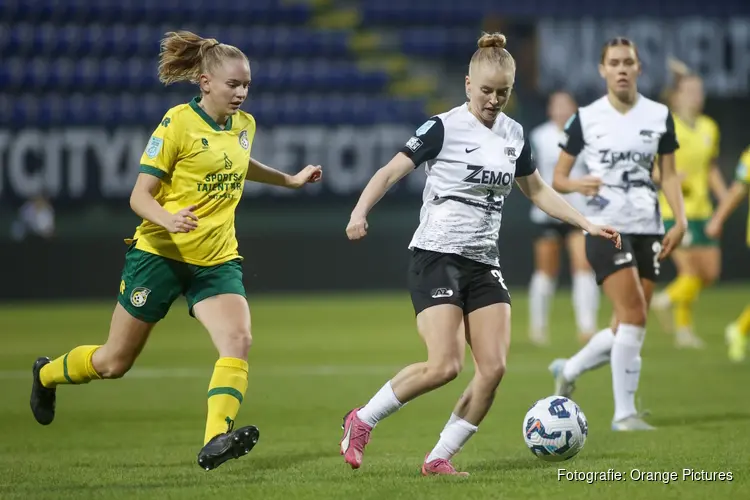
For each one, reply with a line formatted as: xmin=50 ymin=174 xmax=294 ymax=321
xmin=139 ymin=164 xmax=167 ymax=179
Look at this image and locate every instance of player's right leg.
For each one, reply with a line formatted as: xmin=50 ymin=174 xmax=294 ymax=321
xmin=529 ymin=228 xmax=560 ymax=346
xmin=31 ymin=304 xmax=156 ymax=425
xmin=31 ymin=245 xmax=179 ymax=426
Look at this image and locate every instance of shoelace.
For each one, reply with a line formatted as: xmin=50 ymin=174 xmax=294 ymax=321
xmin=351 ymin=422 xmax=371 ymax=448
xmin=225 ymin=416 xmax=235 ymax=433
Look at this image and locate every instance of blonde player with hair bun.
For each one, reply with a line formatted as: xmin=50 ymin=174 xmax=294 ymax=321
xmin=29 ymin=30 xmax=322 ymax=471
xmin=338 ymin=32 xmax=619 ymax=476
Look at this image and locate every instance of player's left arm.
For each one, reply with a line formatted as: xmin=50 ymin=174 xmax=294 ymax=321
xmin=657 ymin=113 xmax=688 ymax=257
xmin=707 ymin=154 xmax=750 ymax=237
xmin=515 ymin=142 xmax=620 ymax=247
xmin=247 ymin=157 xmax=322 ymax=189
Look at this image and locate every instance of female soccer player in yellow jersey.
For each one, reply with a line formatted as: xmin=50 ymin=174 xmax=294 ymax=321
xmin=28 ymin=31 xmax=323 ymax=471
xmin=706 ymin=146 xmax=750 ymax=362
xmin=652 ymin=61 xmax=728 ymax=348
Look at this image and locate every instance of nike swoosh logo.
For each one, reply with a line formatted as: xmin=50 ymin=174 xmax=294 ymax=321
xmin=465 ymin=146 xmax=480 ymax=153
xmin=340 ymin=419 xmax=352 ymax=452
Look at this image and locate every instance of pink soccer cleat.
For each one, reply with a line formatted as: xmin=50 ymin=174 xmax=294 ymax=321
xmin=421 ymin=453 xmax=469 ymax=477
xmin=339 ymin=408 xmax=372 ymax=469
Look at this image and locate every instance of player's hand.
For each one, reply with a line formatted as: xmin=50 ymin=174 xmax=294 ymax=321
xmin=164 ymin=205 xmax=199 ymax=233
xmin=659 ymin=222 xmax=687 ymax=260
xmin=346 ymin=213 xmax=369 ymax=241
xmin=587 ymin=224 xmax=621 ymax=249
xmin=705 ymin=217 xmax=722 ymax=240
xmin=575 ymin=175 xmax=603 ymax=196
xmin=289 ymin=165 xmax=323 ymax=188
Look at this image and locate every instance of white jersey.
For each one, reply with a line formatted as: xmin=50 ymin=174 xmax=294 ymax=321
xmin=560 ymin=94 xmax=678 ymax=235
xmin=399 ymin=103 xmax=536 ymax=267
xmin=528 ymin=120 xmax=588 ymax=224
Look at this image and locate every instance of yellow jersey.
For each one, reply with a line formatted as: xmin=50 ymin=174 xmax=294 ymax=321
xmin=127 ymin=96 xmax=256 ymax=266
xmin=660 ymin=114 xmax=719 ymax=220
xmin=736 ymin=146 xmax=750 ymax=247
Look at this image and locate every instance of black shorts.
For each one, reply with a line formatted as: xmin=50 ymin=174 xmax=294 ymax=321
xmin=585 ymin=234 xmax=663 ymax=285
xmin=408 ymin=248 xmax=511 ymax=316
xmin=534 ymin=222 xmax=577 ymax=241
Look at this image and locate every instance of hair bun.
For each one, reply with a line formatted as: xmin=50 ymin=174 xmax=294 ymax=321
xmin=477 ymin=32 xmax=507 ymax=49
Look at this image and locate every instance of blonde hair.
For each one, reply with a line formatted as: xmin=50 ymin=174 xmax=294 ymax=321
xmin=469 ymin=32 xmax=515 ymax=75
xmin=158 ymin=31 xmax=248 ymax=86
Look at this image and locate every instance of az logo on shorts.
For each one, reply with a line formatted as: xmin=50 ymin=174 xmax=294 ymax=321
xmin=130 ymin=287 xmax=151 ymax=308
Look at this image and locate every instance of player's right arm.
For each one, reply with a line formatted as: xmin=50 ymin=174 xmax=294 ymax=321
xmin=347 ymin=117 xmax=444 ymax=241
xmin=130 ymin=113 xmax=198 ymax=234
xmin=552 ymin=111 xmax=601 ymax=196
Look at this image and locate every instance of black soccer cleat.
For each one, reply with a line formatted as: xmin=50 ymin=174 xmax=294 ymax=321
xmin=197 ymin=425 xmax=260 ymax=471
xmin=30 ymin=357 xmax=56 ymax=425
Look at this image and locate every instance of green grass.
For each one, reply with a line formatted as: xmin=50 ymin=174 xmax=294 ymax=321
xmin=1 ymin=287 xmax=749 ymax=499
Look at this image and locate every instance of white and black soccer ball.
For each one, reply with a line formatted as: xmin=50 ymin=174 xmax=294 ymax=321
xmin=523 ymin=396 xmax=588 ymax=462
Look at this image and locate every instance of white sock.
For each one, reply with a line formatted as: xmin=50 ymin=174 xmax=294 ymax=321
xmin=356 ymin=381 xmax=404 ymax=428
xmin=442 ymin=412 xmax=460 ymax=432
xmin=572 ymin=271 xmax=599 ymax=334
xmin=562 ymin=327 xmax=614 ymax=380
xmin=529 ymin=272 xmax=556 ymax=333
xmin=611 ymin=324 xmax=646 ymax=421
xmin=426 ymin=416 xmax=478 ymax=462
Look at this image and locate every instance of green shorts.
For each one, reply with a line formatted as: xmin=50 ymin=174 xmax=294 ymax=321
xmin=117 ymin=245 xmax=246 ymax=323
xmin=664 ymin=219 xmax=718 ymax=248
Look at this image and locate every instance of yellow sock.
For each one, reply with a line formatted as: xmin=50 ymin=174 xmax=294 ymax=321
xmin=737 ymin=306 xmax=750 ymax=336
xmin=39 ymin=345 xmax=102 ymax=388
xmin=204 ymin=357 xmax=249 ymax=444
xmin=665 ymin=276 xmax=702 ymax=329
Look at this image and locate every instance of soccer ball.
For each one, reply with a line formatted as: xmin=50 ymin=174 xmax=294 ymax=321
xmin=523 ymin=396 xmax=588 ymax=462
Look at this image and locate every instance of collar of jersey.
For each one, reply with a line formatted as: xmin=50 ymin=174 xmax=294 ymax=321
xmin=189 ymin=96 xmax=233 ymax=132
xmin=462 ymin=102 xmax=501 ymax=131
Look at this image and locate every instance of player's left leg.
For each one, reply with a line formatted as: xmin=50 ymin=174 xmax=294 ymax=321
xmin=188 ymin=260 xmax=258 ymax=471
xmin=422 ymin=269 xmax=511 ymax=476
xmin=726 ymin=305 xmax=750 ymax=362
xmin=566 ymin=230 xmax=599 ymax=343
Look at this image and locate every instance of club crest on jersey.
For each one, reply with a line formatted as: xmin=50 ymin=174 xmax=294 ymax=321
xmin=415 ymin=120 xmax=435 ymax=136
xmin=130 ymin=287 xmax=151 ymax=308
xmin=239 ymin=130 xmax=249 ymax=150
xmin=505 ymin=147 xmax=517 ymax=157
xmin=405 ymin=136 xmax=423 ymax=152
xmin=145 ymin=136 xmax=163 ymax=159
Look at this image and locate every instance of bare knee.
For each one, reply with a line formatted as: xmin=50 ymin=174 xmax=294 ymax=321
xmin=426 ymin=357 xmax=463 ymax=386
xmin=616 ymin=298 xmax=647 ymax=327
xmin=478 ymin=359 xmax=506 ymax=387
xmin=218 ymin=328 xmax=252 ymax=359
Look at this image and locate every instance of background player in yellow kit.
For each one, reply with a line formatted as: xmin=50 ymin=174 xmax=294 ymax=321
xmin=652 ymin=60 xmax=728 ymax=348
xmin=706 ymin=146 xmax=750 ymax=362
xmin=28 ymin=31 xmax=323 ymax=470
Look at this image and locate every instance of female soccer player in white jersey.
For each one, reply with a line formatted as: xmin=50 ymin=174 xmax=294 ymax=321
xmin=528 ymin=91 xmax=600 ymax=345
xmin=549 ymin=37 xmax=687 ymax=431
xmin=338 ymin=32 xmax=621 ymax=476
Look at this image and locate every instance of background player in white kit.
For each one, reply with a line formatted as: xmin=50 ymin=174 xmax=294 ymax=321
xmin=528 ymin=91 xmax=600 ymax=346
xmin=550 ymin=37 xmax=687 ymax=431
xmin=339 ymin=32 xmax=621 ymax=476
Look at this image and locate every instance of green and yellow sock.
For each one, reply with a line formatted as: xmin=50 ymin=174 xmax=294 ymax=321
xmin=39 ymin=345 xmax=102 ymax=388
xmin=204 ymin=357 xmax=249 ymax=444
xmin=666 ymin=275 xmax=702 ymax=329
xmin=737 ymin=305 xmax=750 ymax=336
